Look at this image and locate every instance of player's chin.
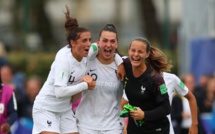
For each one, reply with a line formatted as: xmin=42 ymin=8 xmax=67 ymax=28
xmin=83 ymin=51 xmax=89 ymax=57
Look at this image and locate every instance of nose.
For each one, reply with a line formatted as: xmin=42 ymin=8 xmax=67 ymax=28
xmin=106 ymin=42 xmax=111 ymax=47
xmin=87 ymin=40 xmax=91 ymax=46
xmin=134 ymin=51 xmax=138 ymax=56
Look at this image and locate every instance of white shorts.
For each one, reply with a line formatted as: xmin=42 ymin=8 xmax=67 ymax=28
xmin=78 ymin=127 xmax=123 ymax=134
xmin=32 ymin=108 xmax=78 ymax=134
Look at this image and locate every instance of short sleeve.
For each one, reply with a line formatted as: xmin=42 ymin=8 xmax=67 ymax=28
xmin=173 ymin=75 xmax=189 ymax=96
xmin=88 ymin=43 xmax=98 ymax=60
xmin=154 ymin=74 xmax=169 ymax=103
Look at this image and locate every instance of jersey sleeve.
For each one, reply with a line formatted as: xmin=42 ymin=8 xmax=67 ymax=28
xmin=144 ymin=74 xmax=171 ymax=121
xmin=88 ymin=43 xmax=98 ymax=60
xmin=54 ymin=82 xmax=88 ymax=98
xmin=53 ymin=56 xmax=70 ymax=86
xmin=154 ymin=74 xmax=169 ymax=103
xmin=53 ymin=53 xmax=89 ymax=98
xmin=114 ymin=53 xmax=123 ymax=66
xmin=173 ymin=74 xmax=189 ymax=96
xmin=7 ymin=95 xmax=18 ymax=125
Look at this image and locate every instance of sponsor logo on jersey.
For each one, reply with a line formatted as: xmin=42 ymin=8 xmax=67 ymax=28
xmin=47 ymin=120 xmax=52 ymax=127
xmin=89 ymin=69 xmax=96 ymax=72
xmin=179 ymin=81 xmax=185 ymax=89
xmin=141 ymin=86 xmax=146 ymax=94
xmin=160 ymin=84 xmax=167 ymax=94
xmin=156 ymin=128 xmax=162 ymax=131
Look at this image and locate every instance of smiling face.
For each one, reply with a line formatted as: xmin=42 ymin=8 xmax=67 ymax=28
xmin=128 ymin=40 xmax=150 ymax=68
xmin=71 ymin=31 xmax=91 ymax=61
xmin=97 ymin=31 xmax=118 ymax=64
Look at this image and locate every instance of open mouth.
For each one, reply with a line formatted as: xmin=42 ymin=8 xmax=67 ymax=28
xmin=104 ymin=49 xmax=112 ymax=56
xmin=131 ymin=57 xmax=140 ymax=63
xmin=85 ymin=48 xmax=89 ymax=53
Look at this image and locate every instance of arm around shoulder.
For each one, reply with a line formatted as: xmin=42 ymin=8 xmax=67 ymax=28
xmin=184 ymin=91 xmax=198 ymax=134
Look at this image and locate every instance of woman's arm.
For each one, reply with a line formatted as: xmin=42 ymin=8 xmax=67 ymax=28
xmin=132 ymin=99 xmax=171 ymax=121
xmin=184 ymin=91 xmax=198 ymax=134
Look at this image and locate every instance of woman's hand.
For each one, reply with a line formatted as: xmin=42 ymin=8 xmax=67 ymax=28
xmin=117 ymin=63 xmax=126 ymax=81
xmin=189 ymin=123 xmax=198 ymax=134
xmin=81 ymin=75 xmax=96 ymax=90
xmin=1 ymin=123 xmax=10 ymax=133
xmin=129 ymin=107 xmax=144 ymax=120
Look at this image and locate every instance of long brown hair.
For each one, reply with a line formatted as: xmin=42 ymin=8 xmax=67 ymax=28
xmin=64 ymin=5 xmax=89 ymax=47
xmin=147 ymin=46 xmax=172 ymax=74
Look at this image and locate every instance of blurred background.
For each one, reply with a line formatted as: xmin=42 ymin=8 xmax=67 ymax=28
xmin=0 ymin=0 xmax=215 ymax=133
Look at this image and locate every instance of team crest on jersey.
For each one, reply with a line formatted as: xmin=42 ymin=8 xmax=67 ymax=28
xmin=159 ymin=84 xmax=167 ymax=94
xmin=179 ymin=81 xmax=185 ymax=89
xmin=59 ymin=71 xmax=68 ymax=80
xmin=141 ymin=86 xmax=146 ymax=94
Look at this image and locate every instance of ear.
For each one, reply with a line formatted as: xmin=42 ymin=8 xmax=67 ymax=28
xmin=146 ymin=52 xmax=150 ymax=58
xmin=115 ymin=42 xmax=118 ymax=48
xmin=70 ymin=40 xmax=75 ymax=47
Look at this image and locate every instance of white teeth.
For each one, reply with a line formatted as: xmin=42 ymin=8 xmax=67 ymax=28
xmin=105 ymin=50 xmax=111 ymax=52
xmin=132 ymin=58 xmax=139 ymax=61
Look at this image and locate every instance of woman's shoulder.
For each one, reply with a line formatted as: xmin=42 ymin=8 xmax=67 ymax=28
xmin=153 ymin=72 xmax=165 ymax=84
xmin=57 ymin=45 xmax=70 ymax=54
xmin=55 ymin=45 xmax=71 ymax=59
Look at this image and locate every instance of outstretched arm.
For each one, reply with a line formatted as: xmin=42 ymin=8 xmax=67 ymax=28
xmin=184 ymin=91 xmax=198 ymax=134
xmin=114 ymin=54 xmax=126 ymax=81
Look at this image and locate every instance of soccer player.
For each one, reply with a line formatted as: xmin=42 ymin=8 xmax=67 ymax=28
xmin=32 ymin=6 xmax=96 ymax=134
xmin=121 ymin=37 xmax=172 ymax=134
xmin=75 ymin=24 xmax=124 ymax=134
xmin=121 ymin=72 xmax=198 ymax=134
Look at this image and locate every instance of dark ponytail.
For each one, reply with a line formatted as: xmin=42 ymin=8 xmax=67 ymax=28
xmin=64 ymin=5 xmax=89 ymax=47
xmin=147 ymin=46 xmax=172 ymax=73
xmin=98 ymin=24 xmax=118 ymax=41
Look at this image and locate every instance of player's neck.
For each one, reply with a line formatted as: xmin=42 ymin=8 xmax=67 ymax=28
xmin=132 ymin=64 xmax=147 ymax=77
xmin=97 ymin=55 xmax=114 ymax=65
xmin=71 ymin=50 xmax=83 ymax=62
